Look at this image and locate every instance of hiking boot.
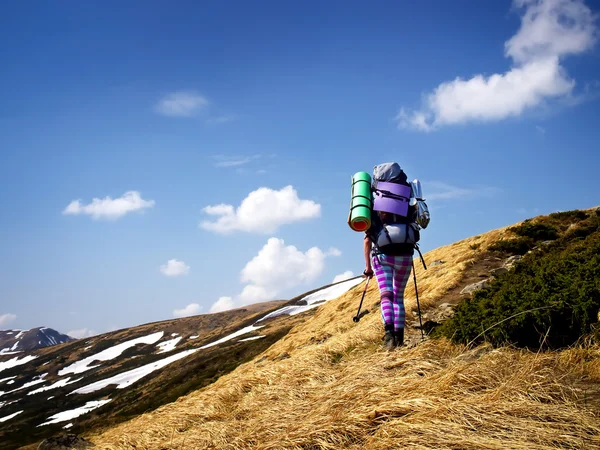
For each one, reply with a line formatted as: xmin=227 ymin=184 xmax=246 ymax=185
xmin=383 ymin=324 xmax=396 ymax=350
xmin=394 ymin=328 xmax=404 ymax=347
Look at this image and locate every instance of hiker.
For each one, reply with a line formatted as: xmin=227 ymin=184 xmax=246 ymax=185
xmin=362 ymin=162 xmax=423 ymax=350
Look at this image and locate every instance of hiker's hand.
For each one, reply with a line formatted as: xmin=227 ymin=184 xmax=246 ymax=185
xmin=363 ymin=268 xmax=373 ymax=278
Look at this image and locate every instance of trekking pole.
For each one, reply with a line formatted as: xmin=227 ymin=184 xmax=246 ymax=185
xmin=353 ymin=276 xmax=371 ymax=323
xmin=412 ymin=261 xmax=425 ymax=340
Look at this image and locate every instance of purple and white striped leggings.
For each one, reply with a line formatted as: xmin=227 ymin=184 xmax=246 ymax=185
xmin=371 ymin=253 xmax=413 ymax=331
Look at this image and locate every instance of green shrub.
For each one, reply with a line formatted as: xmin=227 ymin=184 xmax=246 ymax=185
xmin=509 ymin=222 xmax=558 ymax=241
xmin=549 ymin=210 xmax=588 ymax=221
xmin=435 ymin=231 xmax=600 ymax=350
xmin=488 ymin=237 xmax=535 ymax=255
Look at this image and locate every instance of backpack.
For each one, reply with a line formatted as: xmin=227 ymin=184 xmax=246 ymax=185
xmin=369 ymin=162 xmax=430 ymax=256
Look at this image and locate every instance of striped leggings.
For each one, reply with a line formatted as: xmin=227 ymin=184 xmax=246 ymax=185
xmin=371 ymin=253 xmax=413 ymax=331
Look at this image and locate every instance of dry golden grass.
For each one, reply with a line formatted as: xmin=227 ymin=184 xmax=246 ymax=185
xmin=88 ymin=223 xmax=600 ymax=449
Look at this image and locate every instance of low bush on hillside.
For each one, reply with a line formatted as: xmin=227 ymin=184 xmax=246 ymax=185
xmin=549 ymin=210 xmax=589 ymax=221
xmin=509 ymin=221 xmax=558 ymax=241
xmin=436 ymin=213 xmax=600 ymax=350
xmin=488 ymin=237 xmax=535 ymax=255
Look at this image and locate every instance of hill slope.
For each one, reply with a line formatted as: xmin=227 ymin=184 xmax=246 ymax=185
xmin=87 ymin=209 xmax=600 ymax=449
xmin=1 ymin=278 xmax=365 ymax=449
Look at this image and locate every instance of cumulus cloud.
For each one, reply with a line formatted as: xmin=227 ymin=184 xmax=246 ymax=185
xmin=208 ymin=238 xmax=340 ymax=312
xmin=63 ymin=191 xmax=155 ymax=220
xmin=0 ymin=314 xmax=17 ymax=328
xmin=160 ymin=259 xmax=190 ymax=277
xmin=209 ymin=297 xmax=236 ymax=314
xmin=398 ymin=0 xmax=598 ymax=131
xmin=67 ymin=328 xmax=97 ymax=339
xmin=200 ymin=186 xmax=321 ymax=234
xmin=173 ymin=303 xmax=202 ymax=318
xmin=332 ymin=271 xmax=355 ymax=284
xmin=154 ymin=91 xmax=209 ymax=117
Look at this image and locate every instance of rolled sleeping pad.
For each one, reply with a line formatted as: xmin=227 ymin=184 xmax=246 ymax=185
xmin=348 ymin=171 xmax=372 ymax=232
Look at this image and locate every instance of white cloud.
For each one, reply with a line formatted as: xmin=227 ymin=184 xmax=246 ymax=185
xmin=326 ymin=248 xmax=342 ymax=257
xmin=210 ymin=297 xmax=235 ymax=314
xmin=154 ymin=91 xmax=208 ymax=117
xmin=173 ymin=303 xmax=202 ymax=318
xmin=536 ymin=125 xmax=546 ymax=134
xmin=200 ymin=186 xmax=321 ymax=234
xmin=63 ymin=191 xmax=155 ymax=220
xmin=212 ymin=154 xmax=261 ymax=168
xmin=239 ymin=238 xmax=329 ymax=300
xmin=67 ymin=329 xmax=97 ymax=339
xmin=208 ymin=238 xmax=338 ymax=312
xmin=426 ymin=181 xmax=499 ymax=202
xmin=398 ymin=0 xmax=598 ymax=131
xmin=0 ymin=314 xmax=16 ymax=327
xmin=332 ymin=271 xmax=355 ymax=284
xmin=160 ymin=259 xmax=190 ymax=277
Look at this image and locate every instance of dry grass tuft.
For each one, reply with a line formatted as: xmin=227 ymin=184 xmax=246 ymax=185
xmin=88 ymin=223 xmax=600 ymax=449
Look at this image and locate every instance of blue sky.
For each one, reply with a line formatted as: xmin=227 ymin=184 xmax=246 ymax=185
xmin=1 ymin=0 xmax=599 ymax=338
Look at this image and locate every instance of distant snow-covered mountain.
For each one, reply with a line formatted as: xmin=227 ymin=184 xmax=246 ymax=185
xmin=0 ymin=328 xmax=74 ymax=354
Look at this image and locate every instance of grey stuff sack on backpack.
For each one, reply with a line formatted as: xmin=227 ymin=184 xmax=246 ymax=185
xmin=376 ymin=223 xmax=420 ymax=248
xmin=372 ymin=162 xmax=406 ymax=187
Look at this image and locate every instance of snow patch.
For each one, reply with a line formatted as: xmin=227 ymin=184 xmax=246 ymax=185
xmin=47 ymin=396 xmax=54 ymax=400
xmin=156 ymin=337 xmax=182 ymax=353
xmin=63 ymin=422 xmax=73 ymax=429
xmin=14 ymin=330 xmax=28 ymax=340
xmin=257 ymin=278 xmax=364 ymax=322
xmin=71 ymin=349 xmax=197 ymax=395
xmin=199 ymin=325 xmax=265 ymax=349
xmin=0 ymin=355 xmax=38 ymax=374
xmin=171 ymin=333 xmax=179 ymax=337
xmin=58 ymin=331 xmax=164 ymax=376
xmin=1 ymin=374 xmax=48 ymax=396
xmin=38 ymin=399 xmax=112 ymax=426
xmin=0 ymin=376 xmax=16 ymax=384
xmin=0 ymin=410 xmax=23 ymax=423
xmin=29 ymin=377 xmax=82 ymax=395
xmin=0 ymin=348 xmax=21 ymax=355
xmin=238 ymin=335 xmax=266 ymax=342
xmin=189 ymin=335 xmax=199 ymax=339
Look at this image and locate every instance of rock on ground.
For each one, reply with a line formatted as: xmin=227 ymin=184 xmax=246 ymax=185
xmin=38 ymin=434 xmax=95 ymax=450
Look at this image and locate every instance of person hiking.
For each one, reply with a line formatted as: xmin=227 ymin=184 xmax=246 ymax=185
xmin=362 ymin=162 xmax=422 ymax=350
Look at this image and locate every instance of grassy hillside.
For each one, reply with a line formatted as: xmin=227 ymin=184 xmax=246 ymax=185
xmin=86 ymin=207 xmax=600 ymax=449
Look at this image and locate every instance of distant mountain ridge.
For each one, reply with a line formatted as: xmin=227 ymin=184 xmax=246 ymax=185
xmin=0 ymin=328 xmax=74 ymax=354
